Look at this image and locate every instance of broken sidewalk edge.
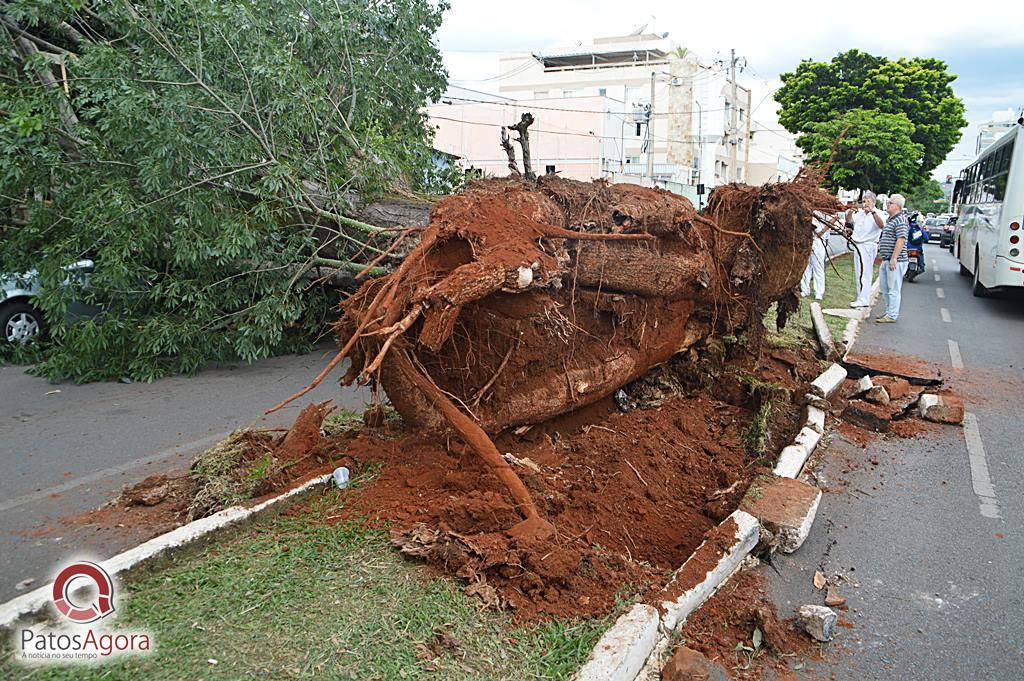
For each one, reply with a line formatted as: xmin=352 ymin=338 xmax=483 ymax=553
xmin=573 ymin=511 xmax=758 ymax=681
xmin=0 ymin=472 xmax=333 ymax=632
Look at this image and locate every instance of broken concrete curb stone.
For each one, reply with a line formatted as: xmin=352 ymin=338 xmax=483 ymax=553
xmin=810 ymin=363 xmax=848 ymax=399
xmin=864 ymin=385 xmax=891 ymax=405
xmin=918 ymin=394 xmax=965 ymax=425
xmin=741 ymin=477 xmax=822 ymax=554
xmin=796 ymin=604 xmax=837 ymax=642
xmin=574 ymin=603 xmax=660 ymax=681
xmin=854 ymin=375 xmax=874 ymax=396
xmin=661 ymin=646 xmax=729 ymax=681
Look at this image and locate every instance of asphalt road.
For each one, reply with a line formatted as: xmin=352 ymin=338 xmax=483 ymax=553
xmin=0 ymin=344 xmax=371 ymax=601
xmin=770 ymin=245 xmax=1024 ymax=679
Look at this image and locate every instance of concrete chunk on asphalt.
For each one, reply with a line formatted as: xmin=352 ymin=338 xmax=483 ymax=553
xmin=810 ymin=363 xmax=848 ymax=398
xmin=918 ymin=393 xmax=965 ymax=425
xmin=661 ymin=646 xmax=729 ymax=681
xmin=796 ymin=604 xmax=837 ymax=642
xmin=741 ymin=477 xmax=822 ymax=554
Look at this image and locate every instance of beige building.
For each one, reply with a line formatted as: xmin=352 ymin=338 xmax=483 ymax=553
xmin=493 ymin=32 xmax=752 ymax=189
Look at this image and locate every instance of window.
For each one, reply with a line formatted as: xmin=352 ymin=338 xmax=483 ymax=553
xmin=626 ymin=156 xmax=640 ymax=165
xmin=534 ymin=91 xmax=549 ymax=99
xmin=598 ymin=87 xmax=607 ymax=97
xmin=563 ymin=89 xmax=580 ymax=98
xmin=545 ymin=164 xmax=556 ymax=174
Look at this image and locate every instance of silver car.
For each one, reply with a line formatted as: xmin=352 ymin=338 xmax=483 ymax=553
xmin=1 ymin=260 xmax=96 ymax=343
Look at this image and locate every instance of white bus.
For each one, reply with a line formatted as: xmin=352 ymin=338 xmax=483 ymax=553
xmin=952 ymin=122 xmax=1024 ymax=296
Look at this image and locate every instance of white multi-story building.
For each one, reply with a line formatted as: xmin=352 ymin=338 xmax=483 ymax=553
xmin=493 ymin=31 xmax=752 ymax=190
xmin=976 ymin=109 xmax=1019 ymax=155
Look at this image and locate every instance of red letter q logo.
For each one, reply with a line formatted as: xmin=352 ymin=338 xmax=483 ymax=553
xmin=52 ymin=561 xmax=116 ymax=623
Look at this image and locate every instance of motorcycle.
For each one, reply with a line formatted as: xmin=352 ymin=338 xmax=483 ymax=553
xmin=905 ymin=246 xmax=923 ymax=282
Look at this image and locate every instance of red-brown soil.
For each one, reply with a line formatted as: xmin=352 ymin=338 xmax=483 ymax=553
xmin=321 ymin=346 xmax=824 ymax=622
xmin=672 ymin=568 xmax=817 ymax=680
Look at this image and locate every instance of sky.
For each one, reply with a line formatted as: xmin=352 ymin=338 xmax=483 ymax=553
xmin=434 ymin=0 xmax=1024 ymax=183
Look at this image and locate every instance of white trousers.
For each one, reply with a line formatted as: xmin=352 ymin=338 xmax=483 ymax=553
xmin=801 ymin=237 xmax=828 ymax=299
xmin=852 ymin=241 xmax=878 ymax=306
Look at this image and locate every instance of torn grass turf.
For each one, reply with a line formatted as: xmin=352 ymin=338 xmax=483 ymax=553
xmin=765 ymin=252 xmax=867 ymax=349
xmin=1 ymin=490 xmax=610 ymax=680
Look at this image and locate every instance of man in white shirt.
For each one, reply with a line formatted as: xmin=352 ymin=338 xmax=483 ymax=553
xmin=845 ymin=192 xmax=885 ymax=307
xmin=801 ymin=211 xmax=838 ymax=300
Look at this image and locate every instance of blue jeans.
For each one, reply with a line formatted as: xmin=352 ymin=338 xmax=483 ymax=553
xmin=879 ymin=260 xmax=909 ymax=319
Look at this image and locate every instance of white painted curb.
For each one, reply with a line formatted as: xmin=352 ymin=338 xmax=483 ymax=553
xmin=659 ymin=510 xmax=760 ymax=632
xmin=575 ymin=603 xmax=661 ymax=681
xmin=0 ymin=473 xmax=332 ymax=631
xmin=773 ymin=444 xmax=811 ymax=479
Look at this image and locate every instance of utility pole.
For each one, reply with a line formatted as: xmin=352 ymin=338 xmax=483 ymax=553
xmin=729 ymin=48 xmax=738 ymax=184
xmin=646 ymin=71 xmax=655 ymax=183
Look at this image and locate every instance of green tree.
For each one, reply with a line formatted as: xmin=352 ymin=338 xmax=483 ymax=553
xmin=905 ymin=179 xmax=945 ymax=212
xmin=0 ymin=0 xmax=451 ymax=382
xmin=776 ymin=50 xmax=966 ymax=187
xmin=796 ymin=109 xmax=924 ymax=192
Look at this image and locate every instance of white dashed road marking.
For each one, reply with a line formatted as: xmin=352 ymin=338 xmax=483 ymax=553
xmin=941 ymin=308 xmax=952 ymax=323
xmin=948 ymin=339 xmax=964 ymax=369
xmin=963 ymin=412 xmax=1001 ymax=519
xmin=934 ymin=274 xmax=941 ymax=282
xmin=936 ymin=287 xmax=945 ymax=298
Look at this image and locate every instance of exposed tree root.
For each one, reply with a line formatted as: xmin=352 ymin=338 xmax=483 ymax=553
xmin=272 ymin=173 xmax=841 ymax=535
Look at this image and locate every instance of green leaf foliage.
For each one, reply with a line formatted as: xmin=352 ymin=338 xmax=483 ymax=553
xmin=905 ymin=178 xmax=945 ymax=212
xmin=0 ymin=0 xmax=452 ymax=382
xmin=776 ymin=49 xmax=966 ymax=189
xmin=795 ymin=109 xmax=924 ymax=192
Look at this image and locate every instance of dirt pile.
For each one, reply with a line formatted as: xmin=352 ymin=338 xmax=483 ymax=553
xmin=320 ymin=345 xmax=823 ymax=621
xmin=670 ymin=569 xmax=816 ymax=680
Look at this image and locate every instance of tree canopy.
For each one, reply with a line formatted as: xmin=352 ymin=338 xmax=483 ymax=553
xmin=905 ymin=179 xmax=946 ymax=212
xmin=795 ymin=109 xmax=924 ymax=193
xmin=776 ymin=50 xmax=966 ymax=189
xmin=0 ymin=0 xmax=452 ymax=382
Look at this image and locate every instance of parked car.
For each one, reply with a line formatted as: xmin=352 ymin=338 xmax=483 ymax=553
xmin=1 ymin=260 xmax=97 ymax=344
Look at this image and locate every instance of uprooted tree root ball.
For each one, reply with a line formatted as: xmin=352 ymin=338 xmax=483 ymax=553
xmin=273 ymin=173 xmax=840 ymax=537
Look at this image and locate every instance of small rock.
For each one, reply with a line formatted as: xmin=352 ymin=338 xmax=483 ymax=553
xmin=854 ymin=376 xmax=874 ymax=395
xmin=918 ymin=394 xmax=964 ymax=425
xmin=824 ymin=587 xmax=846 ymax=606
xmin=15 ymin=578 xmax=34 ymax=591
xmin=662 ymin=645 xmax=729 ymax=681
xmin=796 ymin=604 xmax=838 ymax=642
xmin=864 ymin=385 xmax=891 ymax=405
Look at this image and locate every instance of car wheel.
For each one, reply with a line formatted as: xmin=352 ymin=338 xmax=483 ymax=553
xmin=1 ymin=302 xmax=46 ymax=344
xmin=972 ymin=251 xmax=988 ymax=298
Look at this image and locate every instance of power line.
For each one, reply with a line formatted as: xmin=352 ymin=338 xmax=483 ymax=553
xmin=438 ymin=95 xmax=733 ymax=117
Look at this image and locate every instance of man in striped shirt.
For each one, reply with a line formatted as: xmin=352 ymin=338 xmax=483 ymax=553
xmin=876 ymin=194 xmax=909 ymax=323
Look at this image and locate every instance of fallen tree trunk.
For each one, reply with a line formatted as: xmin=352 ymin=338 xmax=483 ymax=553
xmin=275 ymin=172 xmax=841 ymax=533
